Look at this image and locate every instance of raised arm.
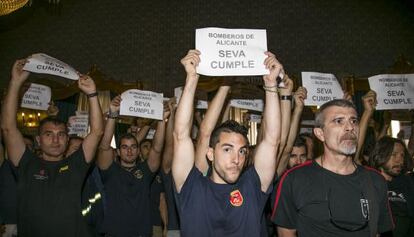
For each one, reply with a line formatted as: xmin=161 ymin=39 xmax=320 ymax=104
xmin=195 ymin=85 xmax=230 ymax=174
xmin=78 ymin=75 xmax=104 ymax=163
xmin=172 ymin=49 xmax=200 ymax=193
xmin=97 ymin=95 xmax=121 ymax=170
xmin=1 ymin=59 xmax=30 ymax=166
xmin=277 ymin=76 xmax=294 ymax=159
xmin=162 ymin=98 xmax=176 ymax=174
xmin=0 ymin=120 xmax=4 ymax=166
xmin=355 ymin=90 xmax=377 ymax=163
xmin=277 ymin=87 xmax=307 ymax=176
xmin=133 ymin=119 xmax=151 ymax=145
xmin=147 ymin=109 xmax=169 ymax=172
xmin=254 ymin=52 xmax=282 ymax=192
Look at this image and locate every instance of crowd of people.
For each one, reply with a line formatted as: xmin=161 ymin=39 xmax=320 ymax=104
xmin=0 ymin=50 xmax=413 ymax=237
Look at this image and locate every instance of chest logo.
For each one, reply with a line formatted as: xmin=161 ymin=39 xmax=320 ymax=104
xmin=33 ymin=169 xmax=48 ymax=180
xmin=133 ymin=169 xmax=143 ymax=179
xmin=229 ymin=189 xmax=244 ymax=207
xmin=59 ymin=165 xmax=69 ymax=173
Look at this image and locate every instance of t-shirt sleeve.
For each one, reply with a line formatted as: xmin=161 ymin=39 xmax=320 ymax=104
xmin=377 ymin=176 xmax=395 ymax=233
xmin=174 ymin=166 xmax=201 ymax=209
xmin=271 ymin=172 xmax=298 ymax=229
xmin=68 ymin=145 xmax=90 ymax=174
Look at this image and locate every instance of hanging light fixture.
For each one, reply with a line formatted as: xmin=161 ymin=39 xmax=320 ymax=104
xmin=0 ymin=0 xmax=29 ymax=16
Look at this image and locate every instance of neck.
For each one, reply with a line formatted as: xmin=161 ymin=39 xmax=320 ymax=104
xmin=42 ymin=153 xmax=64 ymax=162
xmin=120 ymin=160 xmax=136 ymax=168
xmin=317 ymin=151 xmax=356 ymax=175
xmin=380 ymin=170 xmax=393 ymax=181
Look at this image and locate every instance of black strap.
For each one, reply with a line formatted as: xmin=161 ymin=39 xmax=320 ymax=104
xmin=361 ymin=168 xmax=379 ymax=237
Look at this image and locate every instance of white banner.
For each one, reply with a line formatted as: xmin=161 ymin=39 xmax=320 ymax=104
xmin=68 ymin=115 xmax=89 ymax=136
xmin=230 ymin=99 xmax=263 ymax=112
xmin=196 ymin=27 xmax=268 ymax=76
xmin=174 ymin=86 xmax=208 ymax=109
xmin=20 ymin=83 xmax=51 ymax=110
xmin=368 ymin=74 xmax=414 ymax=110
xmin=120 ymin=89 xmax=164 ymax=120
xmin=23 ymin=53 xmax=79 ymax=80
xmin=249 ymin=114 xmax=262 ymax=123
xmin=301 ymin=72 xmax=343 ymax=106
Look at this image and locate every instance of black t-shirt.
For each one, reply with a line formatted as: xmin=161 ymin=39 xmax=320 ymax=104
xmin=160 ymin=170 xmax=180 ymax=230
xmin=17 ymin=146 xmax=92 ymax=237
xmin=0 ymin=159 xmax=18 ymax=224
xmin=175 ymin=166 xmax=271 ymax=237
xmin=150 ymin=172 xmax=165 ymax=226
xmin=387 ymin=175 xmax=412 ymax=217
xmin=272 ymin=161 xmax=394 ymax=237
xmin=100 ymin=161 xmax=155 ymax=237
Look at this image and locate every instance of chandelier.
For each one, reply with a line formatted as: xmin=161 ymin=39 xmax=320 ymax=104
xmin=0 ymin=0 xmax=29 ymax=16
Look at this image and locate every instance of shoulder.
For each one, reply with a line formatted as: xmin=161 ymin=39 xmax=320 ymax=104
xmin=279 ymin=160 xmax=315 ymax=182
xmin=361 ymin=165 xmax=386 ymax=182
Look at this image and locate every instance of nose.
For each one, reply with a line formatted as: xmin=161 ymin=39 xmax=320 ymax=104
xmin=52 ymin=134 xmax=59 ymax=143
xmin=344 ymin=119 xmax=355 ymax=132
xmin=232 ymin=153 xmax=240 ymax=165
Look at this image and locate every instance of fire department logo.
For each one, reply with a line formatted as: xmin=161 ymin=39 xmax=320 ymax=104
xmin=133 ymin=169 xmax=143 ymax=179
xmin=229 ymin=189 xmax=244 ymax=207
xmin=156 ymin=175 xmax=162 ymax=184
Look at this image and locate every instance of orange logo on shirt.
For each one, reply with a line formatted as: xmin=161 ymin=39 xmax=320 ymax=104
xmin=229 ymin=189 xmax=244 ymax=207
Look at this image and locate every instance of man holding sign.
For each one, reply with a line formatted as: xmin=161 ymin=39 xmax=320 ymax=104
xmin=1 ymin=58 xmax=104 ymax=237
xmin=172 ymin=49 xmax=281 ymax=237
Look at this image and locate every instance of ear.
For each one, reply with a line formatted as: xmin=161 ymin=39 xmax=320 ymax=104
xmin=313 ymin=127 xmax=325 ymax=142
xmin=207 ymin=147 xmax=214 ymax=162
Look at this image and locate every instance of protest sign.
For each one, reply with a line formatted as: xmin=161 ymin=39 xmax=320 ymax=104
xmin=230 ymin=99 xmax=263 ymax=112
xmin=249 ymin=114 xmax=262 ymax=123
xmin=23 ymin=53 xmax=79 ymax=80
xmin=196 ymin=27 xmax=268 ymax=76
xmin=120 ymin=89 xmax=164 ymax=120
xmin=174 ymin=86 xmax=208 ymax=109
xmin=368 ymin=74 xmax=414 ymax=110
xmin=301 ymin=72 xmax=344 ymax=106
xmin=68 ymin=115 xmax=89 ymax=136
xmin=21 ymin=83 xmax=51 ymax=110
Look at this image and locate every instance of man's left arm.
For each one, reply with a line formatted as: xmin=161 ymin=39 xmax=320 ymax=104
xmin=254 ymin=52 xmax=282 ymax=192
xmin=78 ymin=75 xmax=104 ymax=163
xmin=147 ymin=110 xmax=169 ymax=172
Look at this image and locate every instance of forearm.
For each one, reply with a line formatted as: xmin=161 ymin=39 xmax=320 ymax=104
xmin=162 ymin=110 xmax=175 ymax=173
xmin=87 ymin=96 xmax=104 ymax=139
xmin=277 ymin=98 xmax=292 ymax=158
xmin=100 ymin=118 xmax=116 ymax=149
xmin=135 ymin=125 xmax=150 ymax=144
xmin=1 ymin=83 xmax=21 ymax=132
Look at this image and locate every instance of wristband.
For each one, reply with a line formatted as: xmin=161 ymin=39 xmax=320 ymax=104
xmin=107 ymin=110 xmax=119 ymax=119
xmin=280 ymin=95 xmax=293 ymax=101
xmin=87 ymin=92 xmax=98 ymax=98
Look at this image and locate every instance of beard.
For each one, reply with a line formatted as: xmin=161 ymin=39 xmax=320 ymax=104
xmin=383 ymin=164 xmax=402 ymax=177
xmin=338 ymin=133 xmax=357 ymax=155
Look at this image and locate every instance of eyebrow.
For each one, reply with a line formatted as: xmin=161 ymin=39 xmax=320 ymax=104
xmin=220 ymin=143 xmax=248 ymax=149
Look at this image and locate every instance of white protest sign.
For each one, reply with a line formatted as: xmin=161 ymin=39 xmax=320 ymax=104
xmin=20 ymin=83 xmax=51 ymax=110
xmin=249 ymin=114 xmax=262 ymax=123
xmin=174 ymin=86 xmax=208 ymax=109
xmin=68 ymin=115 xmax=89 ymax=136
xmin=120 ymin=89 xmax=164 ymax=120
xmin=301 ymin=72 xmax=344 ymax=106
xmin=230 ymin=99 xmax=263 ymax=112
xmin=368 ymin=74 xmax=414 ymax=110
xmin=23 ymin=53 xmax=79 ymax=80
xmin=196 ymin=27 xmax=268 ymax=76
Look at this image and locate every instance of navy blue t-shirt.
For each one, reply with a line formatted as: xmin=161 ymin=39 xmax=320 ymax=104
xmin=0 ymin=159 xmax=18 ymax=224
xmin=175 ymin=166 xmax=271 ymax=237
xmin=100 ymin=161 xmax=155 ymax=237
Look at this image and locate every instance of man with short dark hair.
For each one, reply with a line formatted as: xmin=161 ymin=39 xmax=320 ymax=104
xmin=1 ymin=58 xmax=104 ymax=237
xmin=97 ymin=95 xmax=168 ymax=237
xmin=173 ymin=49 xmax=282 ymax=237
xmin=272 ymin=99 xmax=394 ymax=237
xmin=286 ymin=137 xmax=307 ymax=169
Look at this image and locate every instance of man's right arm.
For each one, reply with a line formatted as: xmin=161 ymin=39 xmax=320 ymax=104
xmin=97 ymin=95 xmax=121 ymax=170
xmin=1 ymin=59 xmax=30 ymax=167
xmin=172 ymin=49 xmax=200 ymax=193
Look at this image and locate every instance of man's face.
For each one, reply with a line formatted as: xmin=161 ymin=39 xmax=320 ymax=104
xmin=139 ymin=141 xmax=151 ymax=161
xmin=207 ymin=132 xmax=248 ymax=184
xmin=314 ymin=106 xmax=359 ymax=156
xmin=288 ymin=146 xmax=307 ymax=169
xmin=118 ymin=138 xmax=139 ymax=165
xmin=382 ymin=142 xmax=405 ymax=177
xmin=36 ymin=122 xmax=68 ymax=158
